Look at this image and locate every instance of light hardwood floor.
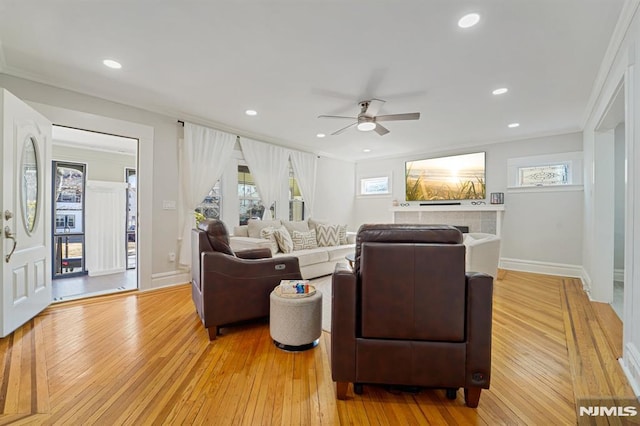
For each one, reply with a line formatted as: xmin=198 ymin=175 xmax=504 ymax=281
xmin=0 ymin=270 xmax=638 ymax=425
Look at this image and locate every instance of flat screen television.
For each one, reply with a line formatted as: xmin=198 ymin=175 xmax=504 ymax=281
xmin=405 ymin=152 xmax=486 ymax=201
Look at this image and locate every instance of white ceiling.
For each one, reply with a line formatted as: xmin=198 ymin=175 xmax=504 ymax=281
xmin=0 ymin=1 xmax=624 ymax=161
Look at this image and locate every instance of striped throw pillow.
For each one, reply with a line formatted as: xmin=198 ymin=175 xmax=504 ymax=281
xmin=292 ymin=229 xmax=318 ymax=251
xmin=316 ymin=224 xmax=341 ymax=247
xmin=273 ymin=226 xmax=294 ymax=253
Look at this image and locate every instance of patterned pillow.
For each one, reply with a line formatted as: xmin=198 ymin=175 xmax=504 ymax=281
xmin=338 ymin=224 xmax=348 ymax=245
xmin=273 ymin=226 xmax=294 ymax=253
xmin=259 ymin=226 xmax=280 ymax=255
xmin=291 ymin=229 xmax=318 ymax=251
xmin=316 ymin=223 xmax=341 ymax=247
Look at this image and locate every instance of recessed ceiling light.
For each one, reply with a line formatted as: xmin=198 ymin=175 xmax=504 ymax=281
xmin=316 ymin=133 xmax=326 ymax=138
xmin=492 ymin=88 xmax=508 ymax=95
xmin=103 ymin=59 xmax=122 ymax=69
xmin=508 ymin=122 xmax=520 ymax=128
xmin=458 ymin=13 xmax=480 ymax=29
xmin=245 ymin=110 xmax=257 ymax=116
xmin=363 ymin=149 xmax=371 ymax=153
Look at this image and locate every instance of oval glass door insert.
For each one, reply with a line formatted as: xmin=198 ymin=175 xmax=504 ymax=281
xmin=21 ymin=136 xmax=39 ymax=234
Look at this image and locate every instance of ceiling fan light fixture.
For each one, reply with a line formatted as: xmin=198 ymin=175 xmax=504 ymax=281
xmin=458 ymin=13 xmax=480 ymax=28
xmin=357 ymin=122 xmax=376 ymax=132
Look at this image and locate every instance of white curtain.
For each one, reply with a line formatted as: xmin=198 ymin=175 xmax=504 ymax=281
xmin=289 ymin=150 xmax=317 ymax=219
xmin=178 ymin=122 xmax=236 ymax=267
xmin=85 ymin=181 xmax=127 ymax=277
xmin=239 ymin=137 xmax=290 ymax=220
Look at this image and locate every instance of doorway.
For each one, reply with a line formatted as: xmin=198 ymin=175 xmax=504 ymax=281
xmin=592 ymin=80 xmax=626 ymax=319
xmin=51 ymin=126 xmax=138 ymax=302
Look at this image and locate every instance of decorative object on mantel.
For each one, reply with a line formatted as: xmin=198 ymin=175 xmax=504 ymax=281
xmin=490 ymin=192 xmax=504 ymax=204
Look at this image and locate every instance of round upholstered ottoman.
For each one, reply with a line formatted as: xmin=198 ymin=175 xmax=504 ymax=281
xmin=269 ymin=287 xmax=322 ymax=351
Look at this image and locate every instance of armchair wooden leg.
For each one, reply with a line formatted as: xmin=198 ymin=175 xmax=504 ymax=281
xmin=207 ymin=327 xmax=217 ymax=341
xmin=336 ymin=382 xmax=348 ymax=400
xmin=464 ymin=387 xmax=482 ymax=408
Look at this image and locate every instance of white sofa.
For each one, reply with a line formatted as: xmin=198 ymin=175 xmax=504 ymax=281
xmin=230 ymin=219 xmax=355 ymax=280
xmin=463 ymin=232 xmax=501 ymax=280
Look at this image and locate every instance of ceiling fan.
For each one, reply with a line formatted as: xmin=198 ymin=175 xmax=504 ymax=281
xmin=318 ymin=99 xmax=420 ymax=136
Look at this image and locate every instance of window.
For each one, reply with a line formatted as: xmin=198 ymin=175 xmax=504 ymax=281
xmin=289 ymin=161 xmax=305 ymax=221
xmin=358 ymin=175 xmax=391 ymax=196
xmin=508 ymin=152 xmax=583 ymax=190
xmin=55 ymin=215 xmax=65 ymax=228
xmin=238 ymin=165 xmax=265 ymax=225
xmin=518 ymin=164 xmax=568 ymax=187
xmin=196 ymin=180 xmax=222 ymax=220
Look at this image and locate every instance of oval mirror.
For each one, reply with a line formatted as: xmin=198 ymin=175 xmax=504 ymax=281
xmin=21 ymin=136 xmax=39 ymax=234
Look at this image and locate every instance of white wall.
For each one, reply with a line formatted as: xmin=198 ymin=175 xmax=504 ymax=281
xmin=354 ymin=132 xmax=584 ymax=272
xmin=582 ymin=0 xmax=640 ymax=397
xmin=52 ymin=145 xmax=136 ymax=182
xmin=314 ymin=156 xmax=356 ymax=229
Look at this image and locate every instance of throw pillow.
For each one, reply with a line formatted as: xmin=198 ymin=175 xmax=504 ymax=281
xmin=291 ymin=229 xmax=318 ymax=251
xmin=273 ymin=226 xmax=294 ymax=253
xmin=338 ymin=224 xmax=348 ymax=245
xmin=259 ymin=227 xmax=280 ymax=255
xmin=316 ymin=223 xmax=341 ymax=247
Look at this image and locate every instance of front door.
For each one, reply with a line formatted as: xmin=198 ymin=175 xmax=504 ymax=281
xmin=1 ymin=89 xmax=52 ymax=337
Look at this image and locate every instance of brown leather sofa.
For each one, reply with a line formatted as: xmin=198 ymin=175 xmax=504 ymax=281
xmin=191 ymin=219 xmax=302 ymax=340
xmin=331 ymin=224 xmax=493 ymax=407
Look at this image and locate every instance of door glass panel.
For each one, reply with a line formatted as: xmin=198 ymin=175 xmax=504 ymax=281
xmin=53 ymin=162 xmax=86 ymax=278
xmin=21 ymin=136 xmax=39 ymax=233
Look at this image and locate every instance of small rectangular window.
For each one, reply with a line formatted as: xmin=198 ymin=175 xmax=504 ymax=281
xmin=518 ymin=164 xmax=569 ymax=186
xmin=507 ymin=152 xmax=582 ymax=190
xmin=359 ymin=176 xmax=390 ymax=196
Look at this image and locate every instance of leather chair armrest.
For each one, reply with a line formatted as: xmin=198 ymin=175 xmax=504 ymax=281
xmin=235 ymin=248 xmax=273 ymax=259
xmin=201 ymin=252 xmax=300 ymax=280
xmin=331 ymin=263 xmax=358 ymax=383
xmin=465 ymin=272 xmax=493 ymax=389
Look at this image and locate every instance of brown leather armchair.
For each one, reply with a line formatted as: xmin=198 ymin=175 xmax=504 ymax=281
xmin=331 ymin=224 xmax=493 ymax=407
xmin=191 ymin=219 xmax=302 ymax=340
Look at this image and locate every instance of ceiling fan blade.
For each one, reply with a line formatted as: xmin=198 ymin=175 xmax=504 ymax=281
xmin=318 ymin=115 xmax=356 ymax=120
xmin=375 ymin=112 xmax=421 ymax=122
xmin=374 ymin=124 xmax=390 ymax=136
xmin=363 ymin=99 xmax=385 ymax=117
xmin=331 ymin=122 xmax=357 ymax=135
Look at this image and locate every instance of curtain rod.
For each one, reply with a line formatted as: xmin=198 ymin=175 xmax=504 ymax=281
xmin=177 ymin=120 xmax=318 ymax=157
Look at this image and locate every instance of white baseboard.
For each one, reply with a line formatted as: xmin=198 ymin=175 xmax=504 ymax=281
xmin=621 ymin=343 xmax=640 ymax=398
xmin=580 ymin=268 xmax=593 ymax=297
xmin=148 ymin=270 xmax=191 ymax=291
xmin=500 ymin=258 xmax=583 ymax=278
xmin=88 ymin=267 xmax=126 ymax=277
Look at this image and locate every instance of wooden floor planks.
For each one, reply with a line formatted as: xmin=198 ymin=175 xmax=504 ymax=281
xmin=0 ymin=270 xmax=637 ymax=425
